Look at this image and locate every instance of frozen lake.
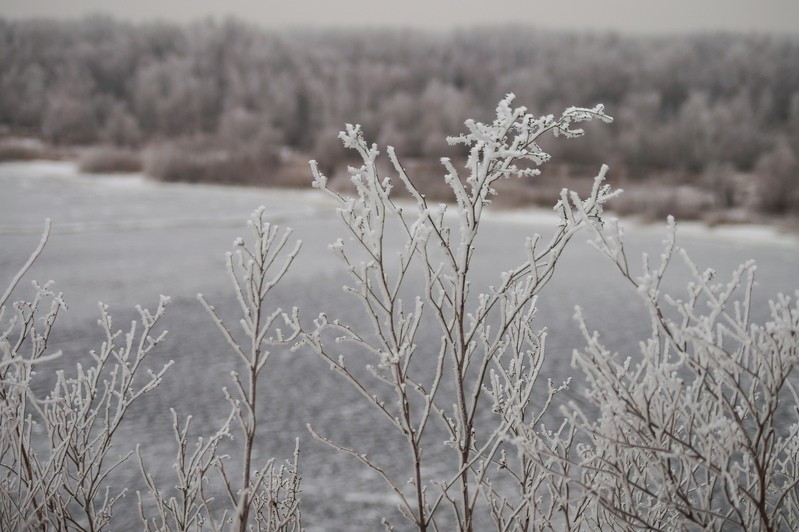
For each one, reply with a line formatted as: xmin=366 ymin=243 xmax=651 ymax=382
xmin=2 ymin=161 xmax=798 ymax=530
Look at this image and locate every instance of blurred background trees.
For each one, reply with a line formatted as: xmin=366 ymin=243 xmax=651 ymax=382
xmin=0 ymin=16 xmax=797 ymax=214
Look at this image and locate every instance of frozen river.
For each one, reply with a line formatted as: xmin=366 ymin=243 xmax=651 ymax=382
xmin=2 ymin=161 xmax=798 ymax=529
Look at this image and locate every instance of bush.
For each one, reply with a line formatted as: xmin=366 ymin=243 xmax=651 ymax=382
xmin=608 ymin=181 xmax=717 ymax=221
xmin=1 ymin=217 xmax=302 ymax=532
xmin=0 ymin=137 xmax=55 ymax=161
xmin=755 ymin=138 xmax=799 ymax=214
xmin=2 ymin=97 xmax=798 ymax=531
xmin=143 ymin=138 xmax=284 ymax=186
xmin=554 ymin=216 xmax=799 ymax=529
xmin=77 ymin=145 xmax=143 ymax=173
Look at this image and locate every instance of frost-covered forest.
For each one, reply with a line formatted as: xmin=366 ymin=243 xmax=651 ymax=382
xmin=1 ymin=16 xmax=798 ymax=216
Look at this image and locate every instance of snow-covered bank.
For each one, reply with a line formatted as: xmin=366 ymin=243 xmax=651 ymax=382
xmin=483 ymin=204 xmax=799 ymax=250
xmin=4 ymin=160 xmax=796 ymax=251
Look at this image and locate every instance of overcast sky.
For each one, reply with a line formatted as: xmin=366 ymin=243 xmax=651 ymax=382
xmin=1 ymin=0 xmax=798 ymax=34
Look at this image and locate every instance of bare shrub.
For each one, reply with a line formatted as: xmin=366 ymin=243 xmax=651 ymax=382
xmin=520 ymin=215 xmax=799 ymax=530
xmin=137 ymin=208 xmax=303 ymax=531
xmin=754 ymin=138 xmax=799 ymax=214
xmin=0 ymin=221 xmax=172 ymax=531
xmin=143 ymin=137 xmax=285 ymax=186
xmin=143 ymin=141 xmax=236 ymax=184
xmin=0 ymin=137 xmax=54 ymax=161
xmin=608 ymin=181 xmax=717 ymax=221
xmin=1 ymin=215 xmax=303 ymax=531
xmin=290 ymin=94 xmax=615 ymax=531
xmin=78 ymin=145 xmax=142 ymax=173
xmin=296 ymin=95 xmax=799 ymax=531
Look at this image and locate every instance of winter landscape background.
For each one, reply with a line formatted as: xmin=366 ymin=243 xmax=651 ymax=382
xmin=1 ymin=2 xmax=798 ymax=530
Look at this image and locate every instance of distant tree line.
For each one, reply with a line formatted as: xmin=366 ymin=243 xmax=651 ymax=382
xmin=0 ymin=16 xmax=797 ymax=212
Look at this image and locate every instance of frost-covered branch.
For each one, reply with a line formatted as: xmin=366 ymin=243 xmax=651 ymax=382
xmin=1 ymin=225 xmax=172 ymax=531
xmin=297 ymin=94 xmax=614 ymax=531
xmin=187 ymin=207 xmax=303 ymax=532
xmin=516 ymin=214 xmax=799 ymax=530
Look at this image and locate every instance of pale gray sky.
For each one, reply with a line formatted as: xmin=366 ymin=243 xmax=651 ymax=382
xmin=1 ymin=0 xmax=798 ymax=34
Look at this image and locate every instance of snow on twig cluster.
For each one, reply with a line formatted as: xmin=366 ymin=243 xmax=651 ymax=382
xmin=562 ymin=217 xmax=799 ymax=530
xmin=298 ymin=94 xmax=620 ymax=531
xmin=1 ymin=220 xmax=173 ymax=530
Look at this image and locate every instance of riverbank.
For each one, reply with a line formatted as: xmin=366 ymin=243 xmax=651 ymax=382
xmin=4 ymin=133 xmax=799 ymax=231
xmin=3 ymin=159 xmax=797 ymax=250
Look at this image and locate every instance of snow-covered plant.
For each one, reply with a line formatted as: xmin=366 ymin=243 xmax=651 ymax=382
xmin=292 ymin=94 xmax=615 ymax=530
xmin=138 ymin=207 xmax=303 ymax=531
xmin=0 ymin=220 xmax=173 ymax=531
xmin=579 ymin=217 xmax=799 ymax=529
xmin=513 ymin=213 xmax=799 ymax=530
xmin=2 ymin=213 xmax=303 ymax=531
